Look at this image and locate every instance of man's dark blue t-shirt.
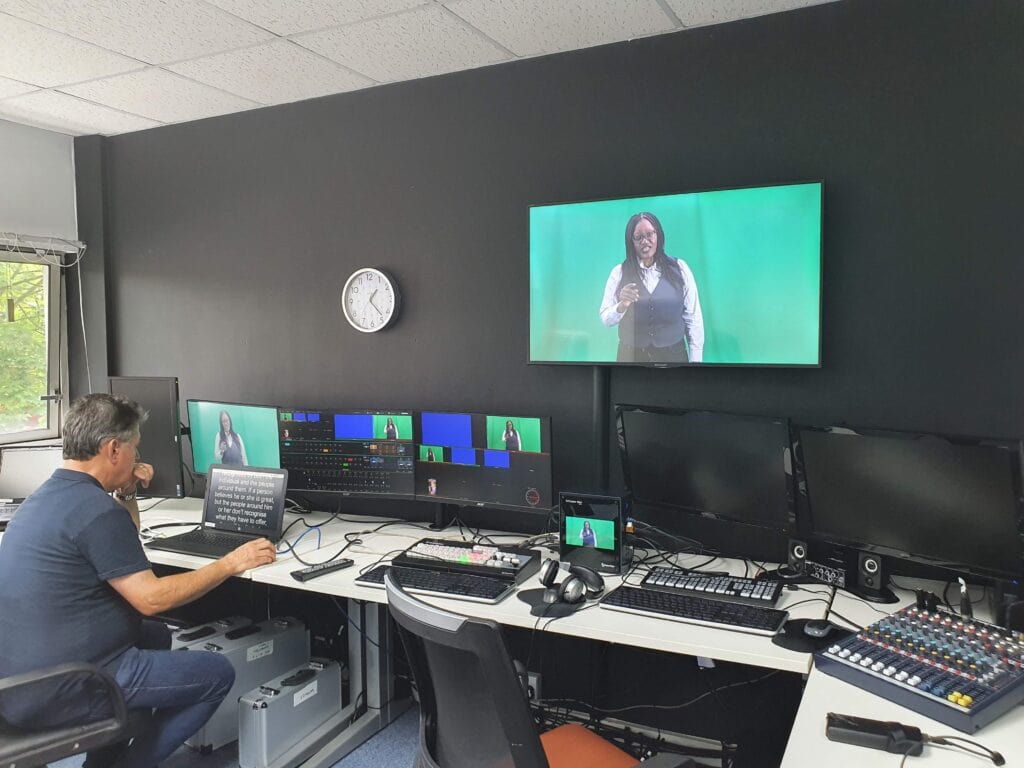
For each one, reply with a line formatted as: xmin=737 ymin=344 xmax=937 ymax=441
xmin=0 ymin=468 xmax=151 ymax=678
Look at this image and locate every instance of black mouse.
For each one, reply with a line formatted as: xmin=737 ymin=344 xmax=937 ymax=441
xmin=803 ymin=619 xmax=835 ymax=639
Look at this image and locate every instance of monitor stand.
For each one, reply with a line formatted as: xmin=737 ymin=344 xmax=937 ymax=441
xmin=429 ymin=503 xmax=453 ymax=530
xmin=845 ymin=582 xmax=899 ymax=604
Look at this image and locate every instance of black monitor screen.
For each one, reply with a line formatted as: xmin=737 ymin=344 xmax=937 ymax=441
xmin=796 ymin=426 xmax=1024 ymax=581
xmin=108 ymin=376 xmax=183 ymax=498
xmin=617 ymin=405 xmax=793 ymax=531
xmin=415 ymin=412 xmax=553 ymax=512
xmin=278 ymin=409 xmax=415 ymax=499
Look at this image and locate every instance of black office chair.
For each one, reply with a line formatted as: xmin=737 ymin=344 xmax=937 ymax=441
xmin=0 ymin=662 xmax=131 ymax=768
xmin=383 ymin=573 xmax=695 ymax=768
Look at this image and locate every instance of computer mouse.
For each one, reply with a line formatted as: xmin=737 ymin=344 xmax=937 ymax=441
xmin=803 ymin=619 xmax=835 ymax=639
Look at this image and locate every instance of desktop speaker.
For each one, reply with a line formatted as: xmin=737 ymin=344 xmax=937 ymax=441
xmin=787 ymin=539 xmax=808 ymax=574
xmin=854 ymin=551 xmax=897 ymax=603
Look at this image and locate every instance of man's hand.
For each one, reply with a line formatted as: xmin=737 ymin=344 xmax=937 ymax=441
xmin=223 ymin=538 xmax=277 ymax=575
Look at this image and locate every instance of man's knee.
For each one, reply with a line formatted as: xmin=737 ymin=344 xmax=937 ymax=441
xmin=207 ymin=654 xmax=235 ymax=699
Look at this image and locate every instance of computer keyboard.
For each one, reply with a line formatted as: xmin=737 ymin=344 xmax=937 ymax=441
xmin=356 ymin=564 xmax=515 ymax=604
xmin=600 ymin=585 xmax=789 ymax=636
xmin=640 ymin=566 xmax=783 ymax=607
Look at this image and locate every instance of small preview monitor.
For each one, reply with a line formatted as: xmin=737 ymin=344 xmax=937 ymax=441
xmin=278 ymin=408 xmax=415 ymax=498
xmin=108 ymin=376 xmax=184 ymax=498
xmin=617 ymin=405 xmax=794 ymax=532
xmin=415 ymin=412 xmax=553 ymax=512
xmin=186 ymin=400 xmax=281 ymax=475
xmin=795 ymin=425 xmax=1024 ymax=582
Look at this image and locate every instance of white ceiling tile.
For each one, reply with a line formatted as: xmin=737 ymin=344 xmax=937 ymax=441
xmin=61 ymin=68 xmax=260 ymax=123
xmin=0 ymin=75 xmax=37 ymax=99
xmin=0 ymin=89 xmax=161 ymax=135
xmin=206 ymin=0 xmax=428 ymax=36
xmin=446 ymin=0 xmax=676 ymax=57
xmin=664 ymin=0 xmax=829 ymax=28
xmin=294 ymin=4 xmax=510 ymax=83
xmin=167 ymin=40 xmax=372 ymax=105
xmin=0 ymin=0 xmax=274 ymax=64
xmin=0 ymin=12 xmax=142 ymax=87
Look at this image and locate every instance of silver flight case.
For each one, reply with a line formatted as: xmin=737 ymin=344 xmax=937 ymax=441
xmin=238 ymin=658 xmax=343 ymax=768
xmin=185 ymin=616 xmax=310 ymax=752
xmin=170 ymin=615 xmax=253 ymax=649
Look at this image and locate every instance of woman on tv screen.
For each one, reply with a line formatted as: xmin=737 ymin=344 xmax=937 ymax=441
xmin=598 ymin=212 xmax=704 ymax=364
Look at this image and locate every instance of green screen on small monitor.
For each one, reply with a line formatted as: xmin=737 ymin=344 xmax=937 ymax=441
xmin=564 ymin=515 xmax=616 ymax=552
xmin=485 ymin=416 xmax=542 ymax=453
xmin=529 ymin=181 xmax=822 ymax=366
xmin=187 ymin=400 xmax=281 ymax=474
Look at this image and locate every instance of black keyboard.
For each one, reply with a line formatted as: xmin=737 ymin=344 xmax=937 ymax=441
xmin=356 ymin=564 xmax=515 ymax=604
xmin=600 ymin=586 xmax=789 ymax=636
xmin=640 ymin=567 xmax=783 ymax=607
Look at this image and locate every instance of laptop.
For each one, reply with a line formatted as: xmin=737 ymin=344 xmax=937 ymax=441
xmin=146 ymin=465 xmax=288 ymax=559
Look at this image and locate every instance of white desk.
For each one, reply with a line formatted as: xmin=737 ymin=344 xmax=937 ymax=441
xmin=782 ymin=583 xmax=1024 ymax=767
xmin=143 ymin=500 xmax=1024 ymax=766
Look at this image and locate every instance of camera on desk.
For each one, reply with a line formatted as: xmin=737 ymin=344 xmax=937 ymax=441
xmin=558 ymin=491 xmax=630 ymax=576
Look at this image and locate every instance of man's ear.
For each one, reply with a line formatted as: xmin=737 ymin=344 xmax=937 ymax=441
xmin=104 ymin=438 xmax=125 ymax=464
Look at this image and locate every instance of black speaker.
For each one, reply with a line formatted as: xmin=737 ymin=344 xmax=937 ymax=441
xmin=853 ymin=551 xmax=898 ymax=603
xmin=787 ymin=539 xmax=808 ymax=574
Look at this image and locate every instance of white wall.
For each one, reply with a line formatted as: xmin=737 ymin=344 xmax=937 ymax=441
xmin=0 ymin=119 xmax=77 ymax=239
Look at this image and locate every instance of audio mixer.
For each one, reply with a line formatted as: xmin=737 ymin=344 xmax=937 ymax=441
xmin=815 ymin=604 xmax=1024 ymax=732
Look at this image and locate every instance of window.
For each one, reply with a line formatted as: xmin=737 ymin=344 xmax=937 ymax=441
xmin=1 ymin=247 xmax=66 ymax=444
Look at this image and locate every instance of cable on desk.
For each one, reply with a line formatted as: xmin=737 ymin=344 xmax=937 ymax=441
xmin=277 ymin=526 xmax=322 ymax=556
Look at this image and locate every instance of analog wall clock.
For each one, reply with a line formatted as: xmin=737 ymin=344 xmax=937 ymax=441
xmin=341 ymin=267 xmax=401 ymax=333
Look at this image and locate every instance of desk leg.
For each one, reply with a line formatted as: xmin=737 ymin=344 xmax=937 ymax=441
xmin=292 ymin=599 xmax=411 ymax=768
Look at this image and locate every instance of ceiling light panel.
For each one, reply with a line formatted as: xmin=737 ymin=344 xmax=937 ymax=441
xmin=61 ymin=67 xmax=259 ymax=123
xmin=167 ymin=40 xmax=373 ymax=105
xmin=0 ymin=89 xmax=161 ymax=135
xmin=0 ymin=0 xmax=274 ymax=64
xmin=294 ymin=4 xmax=510 ymax=83
xmin=207 ymin=0 xmax=428 ymax=37
xmin=446 ymin=0 xmax=678 ymax=58
xmin=0 ymin=12 xmax=142 ymax=87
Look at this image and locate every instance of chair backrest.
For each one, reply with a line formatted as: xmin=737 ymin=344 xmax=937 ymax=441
xmin=384 ymin=573 xmax=549 ymax=768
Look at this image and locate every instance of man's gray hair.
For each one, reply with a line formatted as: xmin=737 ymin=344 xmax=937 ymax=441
xmin=63 ymin=393 xmax=148 ymax=460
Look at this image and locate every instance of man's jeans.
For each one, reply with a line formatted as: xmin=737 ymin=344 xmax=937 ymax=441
xmin=85 ymin=621 xmax=235 ymax=768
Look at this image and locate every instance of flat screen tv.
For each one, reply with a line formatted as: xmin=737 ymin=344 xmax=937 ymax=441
xmin=186 ymin=399 xmax=281 ymax=475
xmin=530 ymin=181 xmax=822 ymax=366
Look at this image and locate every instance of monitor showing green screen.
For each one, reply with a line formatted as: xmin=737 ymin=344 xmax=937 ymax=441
xmin=187 ymin=400 xmax=281 ymax=474
xmin=564 ymin=515 xmax=616 ymax=552
xmin=529 ymin=181 xmax=822 ymax=366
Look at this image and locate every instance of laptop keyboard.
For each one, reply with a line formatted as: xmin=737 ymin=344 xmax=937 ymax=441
xmin=147 ymin=528 xmax=250 ymax=557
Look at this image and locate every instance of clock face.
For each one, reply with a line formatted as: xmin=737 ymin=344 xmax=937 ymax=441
xmin=341 ymin=268 xmax=400 ymax=333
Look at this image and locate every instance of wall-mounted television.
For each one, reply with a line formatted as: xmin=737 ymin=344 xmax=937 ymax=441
xmin=530 ymin=181 xmax=822 ymax=366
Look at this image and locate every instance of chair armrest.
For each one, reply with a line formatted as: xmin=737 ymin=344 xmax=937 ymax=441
xmin=0 ymin=662 xmax=127 ymax=724
xmin=634 ymin=752 xmax=696 ymax=768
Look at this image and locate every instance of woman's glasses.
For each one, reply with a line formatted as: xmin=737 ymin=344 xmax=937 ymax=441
xmin=631 ymin=231 xmax=657 ymax=244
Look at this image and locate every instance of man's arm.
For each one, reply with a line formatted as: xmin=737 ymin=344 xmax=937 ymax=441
xmin=108 ymin=538 xmax=276 ymax=616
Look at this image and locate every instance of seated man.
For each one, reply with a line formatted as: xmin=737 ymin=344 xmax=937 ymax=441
xmin=0 ymin=394 xmax=276 ymax=767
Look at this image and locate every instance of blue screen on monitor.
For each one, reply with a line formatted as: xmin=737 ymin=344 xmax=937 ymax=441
xmin=484 ymin=450 xmax=511 ymax=469
xmin=451 ymin=447 xmax=478 ymax=466
xmin=334 ymin=413 xmax=374 ymax=439
xmin=421 ymin=412 xmax=472 ymax=447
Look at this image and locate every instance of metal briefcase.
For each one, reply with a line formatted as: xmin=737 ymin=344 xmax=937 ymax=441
xmin=170 ymin=615 xmax=253 ymax=649
xmin=238 ymin=658 xmax=343 ymax=768
xmin=185 ymin=616 xmax=310 ymax=752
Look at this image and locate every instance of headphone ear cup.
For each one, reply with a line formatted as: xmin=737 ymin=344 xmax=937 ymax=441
xmin=538 ymin=559 xmax=560 ymax=588
xmin=558 ymin=576 xmax=587 ymax=605
xmin=567 ymin=565 xmax=605 ymax=598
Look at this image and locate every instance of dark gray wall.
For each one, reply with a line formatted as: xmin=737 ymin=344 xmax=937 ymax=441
xmin=77 ymin=0 xmax=1024 ymax=547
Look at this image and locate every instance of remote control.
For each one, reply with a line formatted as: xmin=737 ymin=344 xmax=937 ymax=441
xmin=291 ymin=558 xmax=355 ymax=582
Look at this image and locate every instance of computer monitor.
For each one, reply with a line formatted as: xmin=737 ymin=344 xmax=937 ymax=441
xmin=616 ymin=405 xmax=794 ymax=532
xmin=794 ymin=424 xmax=1024 ymax=583
xmin=278 ymin=408 xmax=415 ymax=499
xmin=186 ymin=400 xmax=281 ymax=475
xmin=415 ymin=412 xmax=553 ymax=513
xmin=108 ymin=376 xmax=184 ymax=498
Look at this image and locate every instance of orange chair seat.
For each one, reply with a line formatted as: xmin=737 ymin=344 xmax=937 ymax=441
xmin=540 ymin=723 xmax=637 ymax=768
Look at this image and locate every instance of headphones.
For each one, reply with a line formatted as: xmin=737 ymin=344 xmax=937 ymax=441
xmin=538 ymin=559 xmax=605 ymax=606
